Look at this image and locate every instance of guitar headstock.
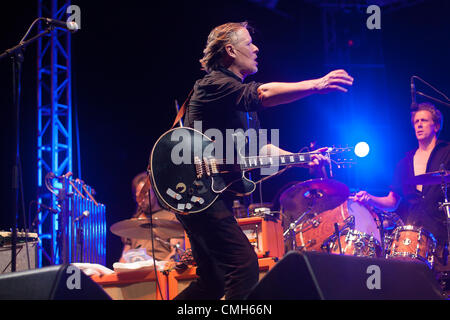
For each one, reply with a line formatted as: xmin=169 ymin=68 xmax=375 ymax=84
xmin=325 ymin=146 xmax=356 ymax=169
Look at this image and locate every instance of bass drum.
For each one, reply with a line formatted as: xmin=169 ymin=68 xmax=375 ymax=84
xmin=295 ymin=199 xmax=381 ymax=253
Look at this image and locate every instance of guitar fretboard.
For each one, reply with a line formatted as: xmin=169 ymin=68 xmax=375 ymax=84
xmin=240 ymin=153 xmax=312 ymax=170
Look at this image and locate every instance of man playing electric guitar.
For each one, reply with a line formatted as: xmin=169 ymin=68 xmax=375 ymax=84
xmin=168 ymin=21 xmax=354 ymax=300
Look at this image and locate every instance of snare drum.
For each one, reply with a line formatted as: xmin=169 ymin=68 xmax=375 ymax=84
xmin=330 ymin=229 xmax=382 ymax=258
xmin=386 ymin=225 xmax=437 ymax=268
xmin=295 ymin=199 xmax=381 ymax=253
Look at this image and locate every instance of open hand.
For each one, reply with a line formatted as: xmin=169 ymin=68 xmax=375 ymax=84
xmin=316 ymin=69 xmax=354 ymax=94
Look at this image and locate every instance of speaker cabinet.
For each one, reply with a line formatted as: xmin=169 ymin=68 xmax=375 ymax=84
xmin=246 ymin=251 xmax=445 ymax=300
xmin=0 ymin=242 xmax=37 ymax=273
xmin=0 ymin=264 xmax=111 ymax=300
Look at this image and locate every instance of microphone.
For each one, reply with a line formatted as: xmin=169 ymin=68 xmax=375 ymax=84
xmin=411 ymin=77 xmax=417 ymax=110
xmin=43 ymin=18 xmax=79 ymax=33
xmin=38 ymin=203 xmax=59 ymax=214
xmin=74 ymin=210 xmax=90 ymax=222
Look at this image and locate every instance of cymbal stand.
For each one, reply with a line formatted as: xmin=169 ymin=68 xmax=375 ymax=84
xmin=283 ymin=208 xmax=313 ymax=251
xmin=438 ymin=171 xmax=450 ymax=263
xmin=374 ymin=210 xmax=388 ymax=257
xmin=334 ymin=223 xmax=343 ymax=254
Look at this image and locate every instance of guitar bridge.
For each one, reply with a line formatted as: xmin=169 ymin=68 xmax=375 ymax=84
xmin=209 ymin=158 xmax=219 ymax=175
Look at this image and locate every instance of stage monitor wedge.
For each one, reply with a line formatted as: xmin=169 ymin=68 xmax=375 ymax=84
xmin=246 ymin=251 xmax=445 ymax=300
xmin=0 ymin=264 xmax=111 ymax=300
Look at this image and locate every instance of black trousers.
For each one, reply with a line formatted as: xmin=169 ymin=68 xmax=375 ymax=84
xmin=174 ymin=201 xmax=259 ymax=300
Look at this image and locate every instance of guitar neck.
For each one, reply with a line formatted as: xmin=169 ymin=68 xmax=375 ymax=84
xmin=240 ymin=152 xmax=313 ymax=170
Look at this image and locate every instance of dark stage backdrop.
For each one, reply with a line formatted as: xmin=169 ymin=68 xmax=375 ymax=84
xmin=0 ymin=0 xmax=449 ymax=268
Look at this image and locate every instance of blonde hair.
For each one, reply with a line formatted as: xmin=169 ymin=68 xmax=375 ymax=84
xmin=411 ymin=102 xmax=443 ymax=137
xmin=200 ymin=21 xmax=250 ymax=73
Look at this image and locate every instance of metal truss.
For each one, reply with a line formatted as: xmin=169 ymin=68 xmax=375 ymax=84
xmin=36 ymin=0 xmax=73 ymax=266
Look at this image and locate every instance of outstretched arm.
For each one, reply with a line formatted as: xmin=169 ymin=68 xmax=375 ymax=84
xmin=257 ymin=69 xmax=354 ymax=107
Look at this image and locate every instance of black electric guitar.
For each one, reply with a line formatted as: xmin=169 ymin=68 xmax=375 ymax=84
xmin=149 ymin=127 xmax=353 ymax=215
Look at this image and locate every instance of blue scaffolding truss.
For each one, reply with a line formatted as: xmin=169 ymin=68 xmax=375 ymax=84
xmin=36 ymin=0 xmax=72 ymax=266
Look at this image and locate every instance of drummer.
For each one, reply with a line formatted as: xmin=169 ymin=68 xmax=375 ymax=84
xmin=353 ymin=102 xmax=450 ymax=271
xmin=119 ymin=172 xmax=185 ymax=262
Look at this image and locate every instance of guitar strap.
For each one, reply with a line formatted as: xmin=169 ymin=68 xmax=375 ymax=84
xmin=171 ymin=89 xmax=194 ymax=129
xmin=148 ymin=89 xmax=194 ymax=173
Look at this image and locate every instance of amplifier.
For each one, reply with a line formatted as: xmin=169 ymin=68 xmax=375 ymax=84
xmin=237 ymin=216 xmax=284 ymax=259
xmin=183 ymin=215 xmax=285 ymax=259
xmin=0 ymin=231 xmax=38 ymax=273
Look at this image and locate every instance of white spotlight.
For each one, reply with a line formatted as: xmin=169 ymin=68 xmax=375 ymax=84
xmin=355 ymin=141 xmax=370 ymax=158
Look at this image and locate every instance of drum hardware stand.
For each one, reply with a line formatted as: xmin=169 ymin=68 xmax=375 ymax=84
xmin=283 ymin=189 xmax=326 ymax=251
xmin=437 ymin=165 xmax=450 ymax=266
xmin=333 ymin=223 xmax=343 ymax=254
xmin=283 ymin=208 xmax=313 ymax=251
xmin=321 ymin=216 xmax=355 ymax=254
xmin=321 ymin=234 xmax=335 ymax=253
xmin=376 ymin=211 xmax=388 ymax=257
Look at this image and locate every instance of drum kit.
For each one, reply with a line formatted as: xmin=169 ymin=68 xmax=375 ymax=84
xmin=109 ymin=211 xmax=186 ymax=262
xmin=109 ymin=169 xmax=450 ymax=272
xmin=278 ymin=172 xmax=448 ymax=270
xmin=109 ymin=173 xmax=186 ymax=261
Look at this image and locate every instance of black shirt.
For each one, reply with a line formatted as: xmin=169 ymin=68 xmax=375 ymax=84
xmin=391 ymin=140 xmax=450 ymax=243
xmin=184 ymin=68 xmax=264 ymax=134
xmin=183 ymin=68 xmax=264 ymax=218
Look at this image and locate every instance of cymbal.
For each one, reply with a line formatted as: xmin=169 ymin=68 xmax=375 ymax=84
xmin=110 ymin=215 xmax=184 ymax=240
xmin=279 ymin=178 xmax=349 ymax=220
xmin=405 ymin=170 xmax=450 ymax=186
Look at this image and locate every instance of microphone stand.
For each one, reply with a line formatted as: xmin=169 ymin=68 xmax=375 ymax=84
xmin=416 ymin=91 xmax=450 ymax=108
xmin=76 ymin=221 xmax=84 ymax=263
xmin=0 ymin=24 xmax=55 ymax=272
